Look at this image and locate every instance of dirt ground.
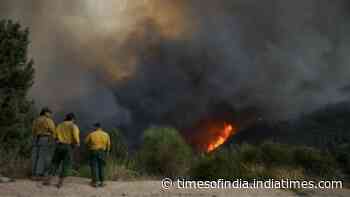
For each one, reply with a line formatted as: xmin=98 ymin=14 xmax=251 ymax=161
xmin=0 ymin=177 xmax=349 ymax=197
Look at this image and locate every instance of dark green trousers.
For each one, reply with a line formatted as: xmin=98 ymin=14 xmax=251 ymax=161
xmin=48 ymin=143 xmax=73 ymax=178
xmin=89 ymin=150 xmax=106 ymax=183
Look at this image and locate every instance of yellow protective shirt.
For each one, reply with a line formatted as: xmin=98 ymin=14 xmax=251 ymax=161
xmin=55 ymin=121 xmax=80 ymax=145
xmin=32 ymin=115 xmax=56 ymax=137
xmin=85 ymin=129 xmax=111 ymax=151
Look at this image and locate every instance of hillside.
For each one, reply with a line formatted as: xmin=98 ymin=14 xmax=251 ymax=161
xmin=231 ymin=102 xmax=350 ymax=149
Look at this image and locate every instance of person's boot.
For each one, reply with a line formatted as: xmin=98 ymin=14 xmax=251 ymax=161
xmin=90 ymin=181 xmax=98 ymax=188
xmin=43 ymin=176 xmax=52 ymax=186
xmin=99 ymin=182 xmax=106 ymax=187
xmin=37 ymin=175 xmax=45 ymax=181
xmin=57 ymin=177 xmax=65 ymax=188
xmin=31 ymin=176 xmax=39 ymax=181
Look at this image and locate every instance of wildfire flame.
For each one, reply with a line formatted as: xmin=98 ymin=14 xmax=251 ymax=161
xmin=185 ymin=119 xmax=237 ymax=153
xmin=206 ymin=122 xmax=235 ymax=152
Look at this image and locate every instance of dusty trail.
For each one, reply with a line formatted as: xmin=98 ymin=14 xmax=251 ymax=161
xmin=0 ymin=177 xmax=348 ymax=197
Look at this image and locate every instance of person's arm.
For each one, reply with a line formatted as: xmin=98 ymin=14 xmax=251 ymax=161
xmin=73 ymin=125 xmax=80 ymax=146
xmin=53 ymin=125 xmax=58 ymax=141
xmin=107 ymin=134 xmax=111 ymax=152
xmin=47 ymin=119 xmax=56 ymax=136
xmin=84 ymin=134 xmax=90 ymax=146
xmin=32 ymin=119 xmax=37 ymax=136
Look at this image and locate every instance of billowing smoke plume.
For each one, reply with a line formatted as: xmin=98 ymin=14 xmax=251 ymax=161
xmin=1 ymin=0 xmax=350 ymax=132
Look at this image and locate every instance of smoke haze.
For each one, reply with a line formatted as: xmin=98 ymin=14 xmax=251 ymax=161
xmin=1 ymin=0 xmax=350 ymax=132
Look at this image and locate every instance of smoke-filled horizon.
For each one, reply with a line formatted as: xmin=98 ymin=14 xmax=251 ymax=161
xmin=1 ymin=0 xmax=350 ymax=132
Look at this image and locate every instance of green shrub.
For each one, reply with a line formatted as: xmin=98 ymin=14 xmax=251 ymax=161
xmin=190 ymin=146 xmax=271 ymax=181
xmin=137 ymin=127 xmax=193 ymax=178
xmin=238 ymin=143 xmax=261 ymax=164
xmin=109 ymin=128 xmax=129 ymax=161
xmin=260 ymin=142 xmax=294 ymax=166
xmin=334 ymin=144 xmax=350 ymax=174
xmin=294 ymin=147 xmax=337 ymax=177
xmin=190 ymin=142 xmax=339 ymax=181
xmin=190 ymin=149 xmax=243 ymax=180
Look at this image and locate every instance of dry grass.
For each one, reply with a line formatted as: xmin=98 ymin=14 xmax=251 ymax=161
xmin=76 ymin=158 xmax=140 ymax=181
xmin=268 ymin=167 xmax=305 ymax=180
xmin=0 ymin=148 xmax=31 ymax=178
xmin=105 ymin=159 xmax=140 ymax=181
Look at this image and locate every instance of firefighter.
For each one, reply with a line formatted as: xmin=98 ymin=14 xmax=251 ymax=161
xmin=85 ymin=123 xmax=111 ymax=187
xmin=31 ymin=107 xmax=56 ymax=181
xmin=43 ymin=113 xmax=80 ymax=188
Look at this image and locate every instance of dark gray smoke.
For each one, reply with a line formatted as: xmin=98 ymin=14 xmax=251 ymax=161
xmin=116 ymin=0 xmax=350 ymax=128
xmin=1 ymin=0 xmax=350 ymax=133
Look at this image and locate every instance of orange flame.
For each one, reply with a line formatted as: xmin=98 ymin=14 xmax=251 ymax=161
xmin=206 ymin=123 xmax=235 ymax=152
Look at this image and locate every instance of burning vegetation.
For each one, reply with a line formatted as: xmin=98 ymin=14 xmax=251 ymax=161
xmin=206 ymin=122 xmax=235 ymax=152
xmin=185 ymin=119 xmax=238 ymax=153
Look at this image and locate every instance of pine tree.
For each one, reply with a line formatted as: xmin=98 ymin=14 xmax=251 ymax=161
xmin=0 ymin=19 xmax=35 ymax=153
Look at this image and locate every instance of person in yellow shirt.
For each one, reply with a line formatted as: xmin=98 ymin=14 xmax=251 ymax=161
xmin=85 ymin=123 xmax=111 ymax=187
xmin=31 ymin=107 xmax=56 ymax=180
xmin=44 ymin=113 xmax=80 ymax=188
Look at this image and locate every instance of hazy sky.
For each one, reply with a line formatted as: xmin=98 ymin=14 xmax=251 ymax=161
xmin=1 ymin=0 xmax=350 ymax=131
